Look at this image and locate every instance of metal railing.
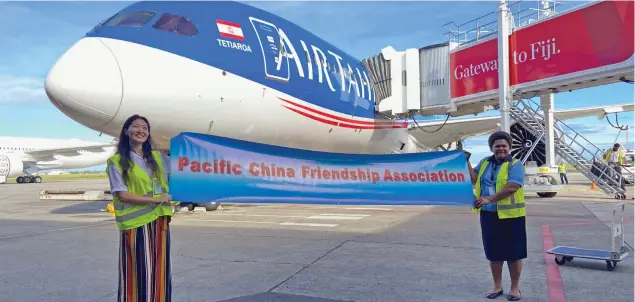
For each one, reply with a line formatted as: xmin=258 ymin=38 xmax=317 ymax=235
xmin=443 ymin=0 xmax=565 ymax=47
xmin=509 ymin=98 xmax=632 ymax=196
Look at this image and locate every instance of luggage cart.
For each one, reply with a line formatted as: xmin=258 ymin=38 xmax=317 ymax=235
xmin=545 ymin=203 xmax=631 ymax=271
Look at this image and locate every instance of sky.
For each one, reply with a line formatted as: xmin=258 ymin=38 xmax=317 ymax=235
xmin=0 ymin=0 xmax=633 ymax=172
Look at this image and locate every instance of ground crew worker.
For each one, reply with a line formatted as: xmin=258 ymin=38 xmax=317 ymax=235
xmin=604 ymin=143 xmax=626 ymax=190
xmin=558 ymin=161 xmax=568 ymax=184
xmin=106 ymin=114 xmax=174 ymax=301
xmin=467 ymin=131 xmax=526 ymax=301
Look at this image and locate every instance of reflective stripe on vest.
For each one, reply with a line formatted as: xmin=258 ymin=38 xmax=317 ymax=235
xmin=605 ymin=149 xmax=624 ymax=164
xmin=114 ymin=189 xmax=168 ymax=211
xmin=472 ymin=158 xmax=526 ymax=219
xmin=115 ymin=204 xmax=157 ymax=223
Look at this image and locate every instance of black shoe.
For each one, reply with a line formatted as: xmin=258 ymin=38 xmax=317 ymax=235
xmin=486 ymin=290 xmax=503 ymax=299
xmin=508 ymin=290 xmax=521 ymax=301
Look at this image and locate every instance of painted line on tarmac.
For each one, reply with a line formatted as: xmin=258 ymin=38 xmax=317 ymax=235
xmin=212 ymin=213 xmax=308 ymax=218
xmin=0 ymin=221 xmax=113 ymax=240
xmin=177 ymin=218 xmax=277 ymax=225
xmin=279 ymin=222 xmax=338 ymax=227
xmin=177 ymin=218 xmax=339 ymax=228
xmin=542 ymin=225 xmax=567 ymax=302
xmin=548 ymin=218 xmax=633 ymax=227
xmin=344 ymin=207 xmax=393 ymax=211
xmin=307 ymin=214 xmax=369 ymax=220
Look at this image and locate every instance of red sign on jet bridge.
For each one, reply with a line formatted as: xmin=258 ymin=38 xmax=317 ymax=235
xmin=449 ymin=0 xmax=634 ymax=99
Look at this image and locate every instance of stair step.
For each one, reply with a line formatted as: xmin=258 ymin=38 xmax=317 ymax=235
xmin=512 ymin=99 xmax=630 ymax=196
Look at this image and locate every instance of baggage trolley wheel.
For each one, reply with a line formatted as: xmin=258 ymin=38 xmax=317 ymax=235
xmin=606 ymin=260 xmax=618 ymax=271
xmin=555 ymin=256 xmax=567 ymax=265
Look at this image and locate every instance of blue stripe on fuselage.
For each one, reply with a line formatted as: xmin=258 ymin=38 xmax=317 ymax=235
xmin=86 ymin=1 xmax=376 ymax=120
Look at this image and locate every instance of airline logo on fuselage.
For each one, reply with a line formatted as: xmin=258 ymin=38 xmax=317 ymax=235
xmin=247 ymin=16 xmax=375 ymax=104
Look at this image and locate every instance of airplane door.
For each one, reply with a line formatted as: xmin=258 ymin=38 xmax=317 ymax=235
xmin=249 ymin=17 xmax=290 ymax=83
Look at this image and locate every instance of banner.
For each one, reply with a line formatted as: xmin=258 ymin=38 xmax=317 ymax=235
xmin=450 ymin=0 xmax=634 ymax=99
xmin=168 ymin=132 xmax=475 ymax=206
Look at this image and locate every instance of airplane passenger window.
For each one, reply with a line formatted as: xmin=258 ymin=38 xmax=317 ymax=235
xmin=105 ymin=11 xmax=156 ymax=27
xmin=152 ymin=13 xmax=198 ymax=36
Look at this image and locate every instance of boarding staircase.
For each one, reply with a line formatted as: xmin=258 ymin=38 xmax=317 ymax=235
xmin=509 ymin=98 xmax=633 ymax=199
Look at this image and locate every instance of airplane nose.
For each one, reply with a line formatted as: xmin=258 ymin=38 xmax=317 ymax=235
xmin=45 ymin=38 xmax=122 ymax=129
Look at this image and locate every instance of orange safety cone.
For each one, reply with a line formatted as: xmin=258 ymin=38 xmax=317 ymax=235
xmin=591 ymin=182 xmax=598 ymax=190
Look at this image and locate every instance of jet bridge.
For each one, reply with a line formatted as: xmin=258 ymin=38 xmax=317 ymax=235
xmin=363 ymin=0 xmax=634 ymax=199
xmin=363 ymin=0 xmax=634 ymax=117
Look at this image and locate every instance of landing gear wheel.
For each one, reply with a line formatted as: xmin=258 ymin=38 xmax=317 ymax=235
xmin=555 ymin=256 xmax=567 ymax=265
xmin=34 ymin=176 xmax=42 ymax=183
xmin=200 ymin=202 xmax=220 ymax=211
xmin=564 ymin=256 xmax=573 ymax=261
xmin=537 ymin=192 xmax=557 ymax=198
xmin=616 ymin=193 xmax=626 ymax=200
xmin=16 ymin=176 xmax=23 ymax=183
xmin=606 ymin=260 xmax=617 ymax=271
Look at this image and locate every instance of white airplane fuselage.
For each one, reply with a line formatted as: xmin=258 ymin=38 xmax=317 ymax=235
xmin=44 ymin=1 xmax=421 ymax=156
xmin=43 ymin=1 xmax=634 ymax=163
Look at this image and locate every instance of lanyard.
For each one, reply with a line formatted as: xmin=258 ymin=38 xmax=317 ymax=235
xmin=490 ymin=162 xmax=500 ymax=183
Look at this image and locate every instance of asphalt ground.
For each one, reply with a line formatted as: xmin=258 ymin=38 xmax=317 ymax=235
xmin=0 ymin=173 xmax=632 ymax=302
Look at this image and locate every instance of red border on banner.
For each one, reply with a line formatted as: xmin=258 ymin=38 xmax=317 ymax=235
xmin=449 ymin=0 xmax=634 ymax=99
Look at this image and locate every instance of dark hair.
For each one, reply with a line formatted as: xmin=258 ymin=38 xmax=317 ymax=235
xmin=117 ymin=114 xmax=159 ymax=183
xmin=614 ymin=143 xmax=621 ymax=148
xmin=488 ymin=131 xmax=513 ymax=150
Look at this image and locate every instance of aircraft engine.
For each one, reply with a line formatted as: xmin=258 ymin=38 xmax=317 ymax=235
xmin=509 ymin=122 xmax=562 ymax=167
xmin=0 ymin=153 xmax=24 ymax=178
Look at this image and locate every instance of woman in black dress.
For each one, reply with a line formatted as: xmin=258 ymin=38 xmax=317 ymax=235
xmin=467 ymin=131 xmax=526 ymax=301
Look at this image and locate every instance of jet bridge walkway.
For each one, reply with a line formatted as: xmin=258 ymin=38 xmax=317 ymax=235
xmin=362 ymin=0 xmax=634 ymax=117
xmin=362 ymin=0 xmax=634 ymax=198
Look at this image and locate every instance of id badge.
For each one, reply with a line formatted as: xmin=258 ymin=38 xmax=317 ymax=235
xmin=153 ymin=178 xmax=162 ymax=195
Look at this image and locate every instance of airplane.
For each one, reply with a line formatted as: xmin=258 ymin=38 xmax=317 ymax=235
xmin=43 ymin=1 xmax=634 ymax=174
xmin=0 ymin=136 xmax=116 ymax=184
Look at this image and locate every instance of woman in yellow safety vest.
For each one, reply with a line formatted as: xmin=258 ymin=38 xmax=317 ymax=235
xmin=467 ymin=131 xmax=526 ymax=301
xmin=106 ymin=114 xmax=175 ymax=301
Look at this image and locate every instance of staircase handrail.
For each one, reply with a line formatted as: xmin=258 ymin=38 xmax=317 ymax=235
xmin=511 ymin=98 xmax=633 ymax=191
xmin=515 ymin=98 xmax=607 ymax=160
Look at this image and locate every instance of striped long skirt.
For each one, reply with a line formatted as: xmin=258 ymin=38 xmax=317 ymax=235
xmin=118 ymin=216 xmax=172 ymax=302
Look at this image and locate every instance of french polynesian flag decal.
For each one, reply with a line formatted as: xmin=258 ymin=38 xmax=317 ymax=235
xmin=216 ymin=19 xmax=244 ymax=41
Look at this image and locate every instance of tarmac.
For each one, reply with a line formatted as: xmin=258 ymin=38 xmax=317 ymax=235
xmin=0 ymin=172 xmax=633 ymax=302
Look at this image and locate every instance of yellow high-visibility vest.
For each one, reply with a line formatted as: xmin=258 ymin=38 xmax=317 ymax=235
xmin=604 ymin=149 xmax=624 ymax=164
xmin=472 ymin=158 xmax=526 ymax=219
xmin=106 ymin=150 xmax=173 ymax=230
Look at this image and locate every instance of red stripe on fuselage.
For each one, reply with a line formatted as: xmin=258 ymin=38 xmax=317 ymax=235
xmin=279 ymin=97 xmax=407 ymax=129
xmin=282 ymin=105 xmax=405 ymax=130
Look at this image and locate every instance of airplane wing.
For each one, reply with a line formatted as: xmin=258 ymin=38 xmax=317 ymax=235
xmin=21 ymin=144 xmax=116 ymax=162
xmin=408 ymin=103 xmax=634 ymax=148
xmin=548 ymin=103 xmax=634 ymax=120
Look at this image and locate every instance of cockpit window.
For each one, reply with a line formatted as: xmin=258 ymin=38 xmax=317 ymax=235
xmin=152 ymin=13 xmax=199 ymax=36
xmin=105 ymin=11 xmax=156 ymax=27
